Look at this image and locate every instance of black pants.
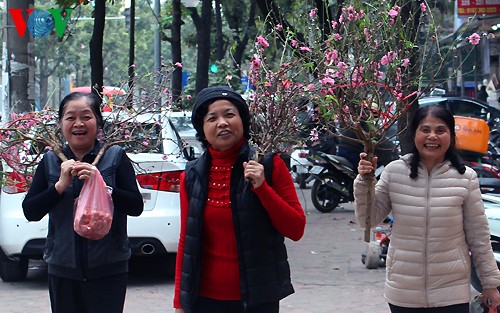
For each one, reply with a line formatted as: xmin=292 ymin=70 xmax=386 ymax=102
xmin=192 ymin=296 xmax=279 ymax=313
xmin=48 ymin=273 xmax=128 ymax=313
xmin=389 ymin=303 xmax=469 ymax=313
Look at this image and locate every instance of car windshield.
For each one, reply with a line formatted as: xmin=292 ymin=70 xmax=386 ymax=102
xmin=169 ymin=114 xmax=195 ymax=136
xmin=101 ymin=112 xmax=182 ymax=155
xmin=103 ymin=120 xmax=163 ymax=154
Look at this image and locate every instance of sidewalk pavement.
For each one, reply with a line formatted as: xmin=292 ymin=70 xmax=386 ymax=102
xmin=280 ymin=200 xmax=390 ymax=313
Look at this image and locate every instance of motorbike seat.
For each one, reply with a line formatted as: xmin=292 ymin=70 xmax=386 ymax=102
xmin=320 ymin=152 xmax=354 ymax=169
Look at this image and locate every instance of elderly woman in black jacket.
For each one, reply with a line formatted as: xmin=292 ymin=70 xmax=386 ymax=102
xmin=22 ymin=92 xmax=143 ymax=313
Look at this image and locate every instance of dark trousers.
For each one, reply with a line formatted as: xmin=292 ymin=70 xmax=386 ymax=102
xmin=48 ymin=273 xmax=128 ymax=313
xmin=192 ymin=296 xmax=279 ymax=313
xmin=389 ymin=303 xmax=469 ymax=313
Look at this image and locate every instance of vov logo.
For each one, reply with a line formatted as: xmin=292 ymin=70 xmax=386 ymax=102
xmin=9 ymin=8 xmax=73 ymax=39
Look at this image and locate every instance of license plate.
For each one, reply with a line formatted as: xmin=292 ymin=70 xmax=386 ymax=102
xmin=309 ymin=166 xmax=323 ymax=175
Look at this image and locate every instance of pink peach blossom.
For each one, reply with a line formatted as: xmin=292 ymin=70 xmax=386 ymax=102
xmin=256 ymin=36 xmax=269 ymax=47
xmin=466 ymin=33 xmax=480 ymax=45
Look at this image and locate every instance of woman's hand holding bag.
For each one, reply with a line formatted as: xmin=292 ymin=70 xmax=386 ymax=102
xmin=73 ymin=166 xmax=114 ymax=240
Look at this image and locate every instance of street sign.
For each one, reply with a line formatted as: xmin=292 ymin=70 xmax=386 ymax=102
xmin=458 ymin=0 xmax=500 ymax=16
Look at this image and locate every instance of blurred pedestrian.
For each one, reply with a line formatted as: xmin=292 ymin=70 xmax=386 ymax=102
xmin=477 ymin=85 xmax=488 ymax=102
xmin=354 ymin=105 xmax=500 ymax=313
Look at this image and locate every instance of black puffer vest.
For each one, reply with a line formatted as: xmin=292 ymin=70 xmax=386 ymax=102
xmin=180 ymin=141 xmax=294 ymax=311
xmin=43 ymin=145 xmax=131 ymax=270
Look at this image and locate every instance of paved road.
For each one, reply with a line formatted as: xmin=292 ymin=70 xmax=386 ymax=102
xmin=0 ymin=185 xmax=392 ymax=313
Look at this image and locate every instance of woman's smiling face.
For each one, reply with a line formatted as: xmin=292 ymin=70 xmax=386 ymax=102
xmin=414 ymin=115 xmax=451 ymax=170
xmin=60 ymin=98 xmax=98 ymax=156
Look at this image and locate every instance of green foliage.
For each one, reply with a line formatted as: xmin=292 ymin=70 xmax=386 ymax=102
xmin=220 ymin=0 xmax=250 ymax=31
xmin=31 ymin=0 xmax=165 ymax=108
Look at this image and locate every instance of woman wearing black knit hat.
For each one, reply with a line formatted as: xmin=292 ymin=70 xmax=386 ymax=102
xmin=173 ymin=86 xmax=306 ymax=313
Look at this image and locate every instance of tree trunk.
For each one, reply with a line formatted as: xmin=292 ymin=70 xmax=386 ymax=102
xmin=127 ymin=0 xmax=135 ymax=109
xmin=232 ymin=0 xmax=256 ymax=76
xmin=3 ymin=0 xmax=36 ymax=116
xmin=314 ymin=0 xmax=331 ymax=40
xmin=363 ymin=139 xmax=376 ymax=242
xmin=90 ymin=0 xmax=105 ymax=100
xmin=40 ymin=71 xmax=49 ymax=109
xmin=171 ymin=0 xmax=183 ymax=104
xmin=215 ymin=0 xmax=224 ymax=61
xmin=191 ymin=0 xmax=212 ymax=94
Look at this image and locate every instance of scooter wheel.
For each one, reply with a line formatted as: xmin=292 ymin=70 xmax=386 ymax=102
xmin=311 ymin=173 xmax=342 ymax=212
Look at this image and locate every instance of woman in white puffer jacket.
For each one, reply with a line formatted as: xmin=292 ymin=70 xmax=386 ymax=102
xmin=354 ymin=105 xmax=500 ymax=313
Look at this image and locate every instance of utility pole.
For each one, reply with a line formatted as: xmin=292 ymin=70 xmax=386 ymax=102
xmin=154 ymin=0 xmax=161 ymax=75
xmin=124 ymin=0 xmax=135 ymax=109
xmin=153 ymin=0 xmax=162 ymax=109
xmin=1 ymin=0 xmax=36 ymax=121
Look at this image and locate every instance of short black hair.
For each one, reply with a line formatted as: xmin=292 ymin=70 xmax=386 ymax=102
xmin=58 ymin=92 xmax=104 ymax=128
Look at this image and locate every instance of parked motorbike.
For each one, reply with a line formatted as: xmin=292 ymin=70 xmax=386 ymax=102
xmin=307 ymin=151 xmax=386 ymax=213
xmin=462 ymin=151 xmax=499 ymax=180
xmin=308 ymin=152 xmax=355 ymax=213
xmin=289 ymin=137 xmax=337 ymax=189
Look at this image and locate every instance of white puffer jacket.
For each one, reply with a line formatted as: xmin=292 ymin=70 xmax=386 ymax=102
xmin=354 ymin=154 xmax=500 ymax=308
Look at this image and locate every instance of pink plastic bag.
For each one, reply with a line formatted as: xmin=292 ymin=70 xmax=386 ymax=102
xmin=73 ymin=167 xmax=114 ymax=240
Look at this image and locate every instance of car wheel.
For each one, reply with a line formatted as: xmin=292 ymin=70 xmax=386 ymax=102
xmin=0 ymin=257 xmax=29 ymax=282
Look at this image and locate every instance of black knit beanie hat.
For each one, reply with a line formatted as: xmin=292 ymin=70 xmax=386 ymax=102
xmin=191 ymin=86 xmax=250 ymax=146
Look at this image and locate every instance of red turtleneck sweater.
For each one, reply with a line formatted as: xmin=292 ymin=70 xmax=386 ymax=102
xmin=173 ymin=141 xmax=305 ymax=308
